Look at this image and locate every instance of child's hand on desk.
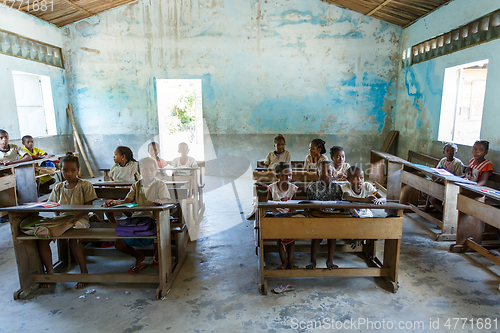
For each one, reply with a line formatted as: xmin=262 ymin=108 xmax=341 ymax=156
xmin=373 ymin=198 xmax=386 ymax=205
xmin=151 ymin=200 xmax=163 ymax=206
xmin=366 ymin=195 xmax=377 ymax=203
xmin=337 ymin=174 xmax=347 ymax=181
xmin=103 ymin=200 xmax=117 ymax=207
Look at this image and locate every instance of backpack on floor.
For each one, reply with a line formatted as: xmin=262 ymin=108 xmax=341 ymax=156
xmin=115 ymin=216 xmax=157 ymax=237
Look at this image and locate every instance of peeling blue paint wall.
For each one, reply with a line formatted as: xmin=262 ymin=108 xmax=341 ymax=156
xmin=62 ymin=0 xmax=401 ymax=174
xmin=394 ymin=0 xmax=500 ymax=170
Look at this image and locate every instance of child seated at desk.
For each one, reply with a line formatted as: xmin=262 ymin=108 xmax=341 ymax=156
xmin=464 ymin=140 xmax=493 ymax=186
xmin=304 ymin=138 xmax=328 ymax=170
xmin=305 ymin=161 xmax=343 ymax=270
xmin=38 ymin=152 xmax=98 ymax=289
xmin=267 ymin=162 xmax=298 ymax=269
xmin=0 ymin=129 xmax=32 ymax=165
xmin=341 ymin=166 xmax=385 ymax=205
xmin=22 ymin=135 xmax=56 ymax=194
xmin=171 ymin=142 xmax=198 ymax=176
xmin=109 ymin=146 xmax=140 ymax=182
xmin=425 ymin=143 xmax=463 ymax=212
xmin=330 ymin=146 xmax=350 ymax=181
xmin=104 ymin=157 xmax=171 ymax=273
xmin=264 ymin=134 xmax=290 ymax=171
xmin=148 ymin=142 xmax=168 ymax=169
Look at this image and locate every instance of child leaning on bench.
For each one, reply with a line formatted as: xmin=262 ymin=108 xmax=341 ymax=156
xmin=104 ymin=157 xmax=172 ymax=273
xmin=267 ymin=162 xmax=298 ymax=270
xmin=305 ymin=161 xmax=343 ymax=270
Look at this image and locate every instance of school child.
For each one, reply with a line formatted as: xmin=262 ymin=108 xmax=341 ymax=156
xmin=330 ymin=146 xmax=350 ymax=181
xmin=304 ymin=138 xmax=328 ymax=170
xmin=0 ymin=129 xmax=32 ymax=165
xmin=38 ymin=152 xmax=97 ymax=289
xmin=104 ymin=157 xmax=171 ymax=273
xmin=22 ymin=135 xmax=56 ymax=194
xmin=148 ymin=142 xmax=168 ymax=169
xmin=109 ymin=146 xmax=140 ymax=182
xmin=341 ymin=166 xmax=385 ymax=204
xmin=264 ymin=134 xmax=291 ymax=171
xmin=170 ymin=142 xmax=198 ymax=176
xmin=464 ymin=140 xmax=493 ymax=186
xmin=267 ymin=162 xmax=298 ymax=269
xmin=424 ymin=143 xmax=463 ymax=212
xmin=305 ymin=161 xmax=343 ymax=270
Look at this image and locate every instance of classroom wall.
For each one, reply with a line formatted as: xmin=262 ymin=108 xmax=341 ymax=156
xmin=61 ymin=0 xmax=402 ymax=175
xmin=0 ymin=7 xmax=72 ymax=155
xmin=394 ymin=0 xmax=500 ymax=171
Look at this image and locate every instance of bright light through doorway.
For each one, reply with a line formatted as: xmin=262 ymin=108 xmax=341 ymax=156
xmin=156 ymin=79 xmax=204 ymax=161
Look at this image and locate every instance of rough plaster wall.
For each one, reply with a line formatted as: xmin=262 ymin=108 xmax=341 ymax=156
xmin=62 ymin=0 xmax=401 ymax=175
xmin=394 ymin=0 xmax=500 ymax=171
xmin=0 ymin=7 xmax=71 ymax=151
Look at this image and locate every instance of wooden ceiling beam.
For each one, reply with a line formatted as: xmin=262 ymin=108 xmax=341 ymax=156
xmin=366 ymin=0 xmax=396 ymax=17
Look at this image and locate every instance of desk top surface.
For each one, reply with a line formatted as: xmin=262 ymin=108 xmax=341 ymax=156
xmin=5 ymin=153 xmax=71 ymax=168
xmin=257 ymin=200 xmax=409 ymax=210
xmin=404 ymin=163 xmax=475 ymax=184
xmin=0 ymin=204 xmax=175 ymax=213
xmin=92 ymin=180 xmax=189 ymax=187
xmin=370 ymin=150 xmax=409 ymax=164
xmin=457 ymin=182 xmax=500 ymax=201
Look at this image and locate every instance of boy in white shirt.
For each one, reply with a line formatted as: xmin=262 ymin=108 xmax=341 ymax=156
xmin=171 ymin=142 xmax=198 ymax=176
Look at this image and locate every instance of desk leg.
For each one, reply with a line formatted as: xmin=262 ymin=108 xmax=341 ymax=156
xmin=450 ymin=211 xmax=483 ymax=253
xmin=438 ymin=182 xmax=459 ymax=241
xmin=10 ymin=213 xmax=43 ymax=299
xmin=14 ymin=164 xmax=38 ymax=204
xmin=257 ymin=209 xmax=267 ymax=295
xmin=383 ymin=239 xmax=400 ymax=293
xmin=156 ymin=210 xmax=172 ymax=299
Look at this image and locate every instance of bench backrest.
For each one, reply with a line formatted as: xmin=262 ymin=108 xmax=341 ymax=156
xmin=256 ymin=161 xmax=306 ymax=169
xmin=253 ymin=170 xmax=319 ymax=182
xmin=407 ymin=150 xmax=440 ymax=166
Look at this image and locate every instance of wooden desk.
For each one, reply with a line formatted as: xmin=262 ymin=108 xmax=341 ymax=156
xmin=1 ymin=203 xmax=180 ymax=300
xmin=11 ymin=153 xmax=75 ymax=204
xmin=253 ymin=170 xmax=319 ymax=183
xmin=257 ymin=161 xmax=306 ymax=169
xmin=369 ymin=150 xmax=409 ymax=201
xmin=256 ymin=201 xmax=407 ymax=294
xmin=450 ymin=183 xmax=500 ymax=265
xmin=0 ymin=166 xmax=17 ymax=217
xmin=92 ymin=180 xmax=189 ymax=188
xmin=399 ymin=163 xmax=474 ymax=241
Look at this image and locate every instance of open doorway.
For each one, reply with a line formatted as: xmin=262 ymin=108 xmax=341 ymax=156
xmin=156 ymin=79 xmax=204 ymax=161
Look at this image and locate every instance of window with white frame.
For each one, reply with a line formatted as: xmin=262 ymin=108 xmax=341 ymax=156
xmin=438 ymin=59 xmax=488 ymax=146
xmin=12 ymin=71 xmax=57 ymax=138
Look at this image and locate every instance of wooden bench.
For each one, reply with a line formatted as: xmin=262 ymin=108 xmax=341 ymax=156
xmin=253 ymin=170 xmax=319 ymax=183
xmin=257 ymin=161 xmax=307 ymax=170
xmin=0 ymin=166 xmax=17 ymax=219
xmin=369 ymin=150 xmax=410 ymax=202
xmin=450 ymin=183 xmax=500 ymax=263
xmin=1 ymin=203 xmax=181 ymax=300
xmin=256 ymin=201 xmax=407 ymax=294
xmin=407 ymin=150 xmax=440 ymax=166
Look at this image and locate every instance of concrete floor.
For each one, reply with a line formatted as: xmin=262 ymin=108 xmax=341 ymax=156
xmin=1 ymin=172 xmax=500 ymax=333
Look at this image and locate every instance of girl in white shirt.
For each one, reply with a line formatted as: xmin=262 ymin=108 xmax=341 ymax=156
xmin=109 ymin=146 xmax=140 ymax=182
xmin=304 ymin=138 xmax=328 ymax=170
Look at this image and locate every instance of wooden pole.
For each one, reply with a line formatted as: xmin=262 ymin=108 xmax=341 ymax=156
xmin=66 ymin=104 xmax=95 ymax=178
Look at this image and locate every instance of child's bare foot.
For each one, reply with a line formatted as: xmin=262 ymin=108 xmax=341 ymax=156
xmin=326 ymin=261 xmax=338 ymax=270
xmin=75 ymin=282 xmax=86 ymax=289
xmin=135 ymin=253 xmax=146 ymax=267
xmin=288 ymin=265 xmax=298 ymax=269
xmin=305 ymin=262 xmax=316 ymax=269
xmin=277 ymin=264 xmax=288 ymax=270
xmin=488 ymin=249 xmax=500 ymax=257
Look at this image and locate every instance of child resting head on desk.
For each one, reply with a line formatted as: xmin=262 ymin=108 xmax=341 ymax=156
xmin=305 ymin=161 xmax=343 ymax=270
xmin=330 ymin=146 xmax=350 ymax=181
xmin=38 ymin=152 xmax=98 ymax=289
xmin=109 ymin=146 xmax=140 ymax=182
xmin=104 ymin=157 xmax=172 ymax=273
xmin=22 ymin=135 xmax=56 ymax=194
xmin=341 ymin=166 xmax=385 ymax=205
xmin=267 ymin=162 xmax=298 ymax=270
xmin=264 ymin=134 xmax=291 ymax=171
xmin=0 ymin=129 xmax=32 ymax=165
xmin=304 ymin=138 xmax=328 ymax=170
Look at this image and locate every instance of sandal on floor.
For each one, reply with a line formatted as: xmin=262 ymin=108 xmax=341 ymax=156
xmin=152 ymin=259 xmax=159 ymax=269
xmin=273 ymin=283 xmax=296 ymax=294
xmin=127 ymin=262 xmax=147 ymax=274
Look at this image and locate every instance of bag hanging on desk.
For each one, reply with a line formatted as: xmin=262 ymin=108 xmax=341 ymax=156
xmin=115 ymin=216 xmax=157 ymax=237
xmin=20 ymin=214 xmax=76 ymax=239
